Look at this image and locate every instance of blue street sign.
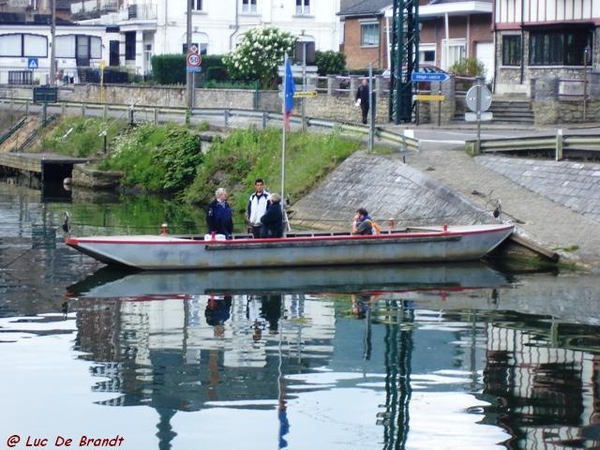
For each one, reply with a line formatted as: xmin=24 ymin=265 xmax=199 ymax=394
xmin=186 ymin=66 xmax=202 ymax=73
xmin=27 ymin=58 xmax=39 ymax=70
xmin=411 ymin=72 xmax=449 ymax=82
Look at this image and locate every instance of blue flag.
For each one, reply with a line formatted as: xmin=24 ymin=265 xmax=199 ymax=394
xmin=284 ymin=57 xmax=296 ymax=115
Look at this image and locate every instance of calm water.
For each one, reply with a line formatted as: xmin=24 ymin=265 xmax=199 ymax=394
xmin=2 ymin=182 xmax=600 ymax=450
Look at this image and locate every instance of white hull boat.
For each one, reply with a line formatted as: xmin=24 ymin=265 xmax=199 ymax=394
xmin=64 ymin=224 xmax=515 ymax=270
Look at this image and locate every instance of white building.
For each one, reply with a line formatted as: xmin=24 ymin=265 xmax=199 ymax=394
xmin=76 ymin=0 xmax=342 ymax=77
xmin=0 ymin=12 xmax=110 ymax=85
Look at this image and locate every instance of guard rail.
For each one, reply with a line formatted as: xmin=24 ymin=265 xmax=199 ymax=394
xmin=0 ymin=98 xmax=420 ymax=153
xmin=467 ymin=130 xmax=600 ymax=161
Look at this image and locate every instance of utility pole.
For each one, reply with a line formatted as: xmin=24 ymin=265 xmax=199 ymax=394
xmin=186 ymin=0 xmax=193 ymax=109
xmin=50 ymin=0 xmax=56 ymax=85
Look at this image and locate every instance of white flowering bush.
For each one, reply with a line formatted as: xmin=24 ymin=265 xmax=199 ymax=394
xmin=224 ymin=26 xmax=296 ymax=89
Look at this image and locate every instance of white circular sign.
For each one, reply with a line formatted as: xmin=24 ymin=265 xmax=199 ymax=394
xmin=466 ymin=85 xmax=492 ymax=112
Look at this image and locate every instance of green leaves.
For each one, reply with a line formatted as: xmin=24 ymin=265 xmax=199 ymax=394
xmin=102 ymin=123 xmax=203 ymax=194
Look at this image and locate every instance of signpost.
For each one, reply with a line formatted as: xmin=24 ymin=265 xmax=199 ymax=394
xmin=186 ymin=45 xmax=201 ymax=111
xmin=186 ymin=50 xmax=202 ymax=73
xmin=410 ymin=72 xmax=450 ymax=83
xmin=414 ymin=94 xmax=445 ymax=102
xmin=293 ymin=91 xmax=317 ymax=98
xmin=411 ymin=71 xmax=449 ymax=126
xmin=466 ymin=83 xmax=493 ymax=150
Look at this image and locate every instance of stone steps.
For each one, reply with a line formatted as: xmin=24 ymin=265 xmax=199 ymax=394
xmin=451 ymin=96 xmax=534 ymax=125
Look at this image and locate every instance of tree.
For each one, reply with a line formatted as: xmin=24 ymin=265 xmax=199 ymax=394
xmin=223 ymin=26 xmax=296 ymax=89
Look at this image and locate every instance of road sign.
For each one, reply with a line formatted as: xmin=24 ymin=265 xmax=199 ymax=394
xmin=466 ymin=85 xmax=492 ymax=112
xmin=414 ymin=94 xmax=445 ymax=102
xmin=186 ymin=52 xmax=202 ymax=68
xmin=465 ymin=112 xmax=493 ymax=122
xmin=27 ymin=58 xmax=38 ymax=70
xmin=411 ymin=72 xmax=449 ymax=83
xmin=277 ymin=65 xmax=318 ymax=76
xmin=293 ymin=91 xmax=317 ymax=98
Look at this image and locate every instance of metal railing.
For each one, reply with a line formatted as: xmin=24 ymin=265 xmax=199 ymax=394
xmin=0 ymin=99 xmax=421 ymax=153
xmin=469 ymin=130 xmax=600 ymax=161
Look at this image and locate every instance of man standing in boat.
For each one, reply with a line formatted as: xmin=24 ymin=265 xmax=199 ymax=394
xmin=247 ymin=178 xmax=271 ymax=238
xmin=206 ymin=187 xmax=234 ymax=238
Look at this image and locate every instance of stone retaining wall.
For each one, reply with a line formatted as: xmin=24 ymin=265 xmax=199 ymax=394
xmin=3 ymin=74 xmax=600 ymax=125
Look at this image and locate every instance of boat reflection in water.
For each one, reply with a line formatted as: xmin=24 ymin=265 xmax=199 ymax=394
xmin=60 ymin=264 xmax=600 ymax=449
xmin=65 ymin=261 xmax=510 ymax=298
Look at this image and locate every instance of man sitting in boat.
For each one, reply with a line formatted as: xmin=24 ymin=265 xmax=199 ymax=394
xmin=206 ymin=187 xmax=234 ymax=239
xmin=352 ymin=208 xmax=375 ymax=235
xmin=260 ymin=193 xmax=284 ymax=238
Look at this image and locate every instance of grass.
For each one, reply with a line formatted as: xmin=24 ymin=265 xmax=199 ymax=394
xmin=40 ymin=116 xmax=128 ymax=158
xmin=182 ymin=127 xmax=363 ymax=217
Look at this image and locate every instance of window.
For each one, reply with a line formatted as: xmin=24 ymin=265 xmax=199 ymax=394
xmin=441 ymin=38 xmax=465 ymax=68
xmin=296 ymin=0 xmax=309 ymax=15
xmin=529 ymin=28 xmax=591 ymax=66
xmin=502 ymin=35 xmax=521 ymax=66
xmin=0 ymin=33 xmax=47 ymax=57
xmin=125 ymin=31 xmax=136 ymax=61
xmin=191 ymin=0 xmax=203 ymax=11
xmin=242 ymin=0 xmax=257 ymax=13
xmin=55 ymin=35 xmax=101 ymax=59
xmin=360 ymin=23 xmax=379 ymax=47
xmin=418 ymin=44 xmax=436 ymax=64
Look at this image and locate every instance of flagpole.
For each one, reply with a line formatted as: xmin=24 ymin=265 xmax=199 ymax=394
xmin=281 ymin=55 xmax=287 ymax=210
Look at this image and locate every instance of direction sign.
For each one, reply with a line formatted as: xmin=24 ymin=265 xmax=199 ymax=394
xmin=411 ymin=71 xmax=449 ymax=83
xmin=277 ymin=65 xmax=318 ymax=76
xmin=293 ymin=91 xmax=317 ymax=98
xmin=414 ymin=94 xmax=445 ymax=102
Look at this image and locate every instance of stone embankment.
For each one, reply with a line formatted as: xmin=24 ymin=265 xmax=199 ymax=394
xmin=291 ymin=134 xmax=600 ymax=272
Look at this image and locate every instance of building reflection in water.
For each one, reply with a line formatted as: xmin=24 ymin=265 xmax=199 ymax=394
xmin=481 ymin=312 xmax=600 ymax=448
xmin=72 ymin=288 xmax=600 ymax=450
xmin=74 ymin=293 xmax=334 ymax=449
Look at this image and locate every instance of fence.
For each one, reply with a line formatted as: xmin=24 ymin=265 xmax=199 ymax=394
xmin=0 ymin=99 xmax=421 ymax=153
xmin=466 ymin=130 xmax=600 ymax=161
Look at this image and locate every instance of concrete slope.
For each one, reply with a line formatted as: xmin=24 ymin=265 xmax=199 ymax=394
xmin=291 ymin=151 xmax=500 ymax=231
xmin=291 ymin=143 xmax=600 ymax=272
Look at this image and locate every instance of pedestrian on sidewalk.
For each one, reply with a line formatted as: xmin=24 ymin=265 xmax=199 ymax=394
xmin=355 ymin=78 xmax=370 ymax=125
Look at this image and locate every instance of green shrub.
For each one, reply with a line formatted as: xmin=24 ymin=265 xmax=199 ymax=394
xmin=448 ymin=57 xmax=486 ymax=78
xmin=99 ymin=122 xmax=203 ymax=193
xmin=314 ymin=50 xmax=346 ymax=76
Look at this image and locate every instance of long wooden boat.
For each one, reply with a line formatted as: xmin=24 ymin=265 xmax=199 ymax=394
xmin=65 ymin=261 xmax=510 ymax=298
xmin=64 ymin=223 xmax=514 ymax=270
